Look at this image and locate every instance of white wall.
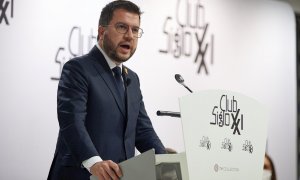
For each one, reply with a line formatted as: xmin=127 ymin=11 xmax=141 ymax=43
xmin=0 ymin=0 xmax=296 ymax=179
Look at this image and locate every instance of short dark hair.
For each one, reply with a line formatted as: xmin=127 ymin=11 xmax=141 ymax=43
xmin=99 ymin=0 xmax=142 ymax=26
xmin=97 ymin=0 xmax=142 ymax=40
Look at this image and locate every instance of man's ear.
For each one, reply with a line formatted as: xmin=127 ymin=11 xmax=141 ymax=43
xmin=98 ymin=26 xmax=106 ymax=41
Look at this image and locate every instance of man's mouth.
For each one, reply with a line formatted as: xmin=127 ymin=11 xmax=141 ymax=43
xmin=119 ymin=43 xmax=131 ymax=51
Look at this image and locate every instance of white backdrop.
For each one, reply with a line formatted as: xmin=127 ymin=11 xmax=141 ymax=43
xmin=0 ymin=0 xmax=296 ymax=179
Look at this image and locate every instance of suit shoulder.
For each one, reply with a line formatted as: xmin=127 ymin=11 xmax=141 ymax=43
xmin=63 ymin=54 xmax=96 ymax=73
xmin=67 ymin=54 xmax=93 ymax=65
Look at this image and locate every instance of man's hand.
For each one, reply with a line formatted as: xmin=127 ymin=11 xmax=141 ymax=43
xmin=90 ymin=160 xmax=122 ymax=180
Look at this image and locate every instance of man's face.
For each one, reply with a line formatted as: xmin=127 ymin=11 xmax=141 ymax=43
xmin=99 ymin=9 xmax=140 ymax=64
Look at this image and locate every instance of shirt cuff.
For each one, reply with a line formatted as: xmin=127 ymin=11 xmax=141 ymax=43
xmin=82 ymin=156 xmax=102 ymax=172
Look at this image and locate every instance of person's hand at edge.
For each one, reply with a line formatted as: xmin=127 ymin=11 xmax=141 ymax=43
xmin=90 ymin=160 xmax=122 ymax=180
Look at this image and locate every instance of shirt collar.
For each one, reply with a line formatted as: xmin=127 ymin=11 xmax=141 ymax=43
xmin=96 ymin=43 xmax=123 ymax=73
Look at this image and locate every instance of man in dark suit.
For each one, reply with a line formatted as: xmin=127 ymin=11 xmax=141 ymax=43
xmin=48 ymin=1 xmax=166 ymax=179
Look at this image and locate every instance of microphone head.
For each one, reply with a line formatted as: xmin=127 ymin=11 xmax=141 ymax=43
xmin=175 ymin=74 xmax=184 ymax=84
xmin=175 ymin=74 xmax=193 ymax=93
xmin=156 ymin=110 xmax=161 ymax=116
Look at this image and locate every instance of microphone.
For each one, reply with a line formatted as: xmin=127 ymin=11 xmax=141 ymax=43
xmin=156 ymin=110 xmax=181 ymax=118
xmin=175 ymin=74 xmax=193 ymax=93
xmin=156 ymin=74 xmax=193 ymax=119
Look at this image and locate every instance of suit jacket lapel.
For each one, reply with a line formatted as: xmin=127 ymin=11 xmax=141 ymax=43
xmin=122 ymin=66 xmax=130 ymax=120
xmin=122 ymin=66 xmax=136 ymax=134
xmin=89 ymin=46 xmax=126 ymax=118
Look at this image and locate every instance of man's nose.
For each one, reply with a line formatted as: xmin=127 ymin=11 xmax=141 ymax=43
xmin=124 ymin=28 xmax=134 ymax=39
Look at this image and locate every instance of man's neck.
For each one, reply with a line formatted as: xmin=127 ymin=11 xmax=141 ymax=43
xmin=96 ymin=42 xmax=122 ymax=69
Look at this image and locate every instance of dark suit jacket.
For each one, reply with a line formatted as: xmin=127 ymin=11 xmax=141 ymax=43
xmin=48 ymin=46 xmax=165 ymax=179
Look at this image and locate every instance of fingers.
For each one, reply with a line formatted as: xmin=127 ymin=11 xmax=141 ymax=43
xmin=91 ymin=160 xmax=122 ymax=180
xmin=108 ymin=160 xmax=122 ymax=178
xmin=103 ymin=161 xmax=118 ymax=180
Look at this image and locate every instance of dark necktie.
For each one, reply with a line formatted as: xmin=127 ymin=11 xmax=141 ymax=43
xmin=112 ymin=66 xmax=125 ymax=101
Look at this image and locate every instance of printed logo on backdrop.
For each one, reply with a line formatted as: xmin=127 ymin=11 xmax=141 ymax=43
xmin=213 ymin=164 xmax=239 ymax=173
xmin=51 ymin=26 xmax=97 ymax=81
xmin=210 ymin=95 xmax=244 ymax=135
xmin=242 ymin=140 xmax=253 ymax=153
xmin=159 ymin=0 xmax=214 ymax=75
xmin=199 ymin=136 xmax=211 ymax=150
xmin=221 ymin=138 xmax=233 ymax=152
xmin=0 ymin=0 xmax=14 ymax=25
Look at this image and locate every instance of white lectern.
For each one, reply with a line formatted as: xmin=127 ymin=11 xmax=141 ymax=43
xmin=91 ymin=90 xmax=268 ymax=180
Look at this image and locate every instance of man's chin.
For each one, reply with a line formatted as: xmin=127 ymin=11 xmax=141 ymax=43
xmin=116 ymin=54 xmax=132 ymax=62
xmin=108 ymin=52 xmax=130 ymax=64
xmin=112 ymin=57 xmax=129 ymax=64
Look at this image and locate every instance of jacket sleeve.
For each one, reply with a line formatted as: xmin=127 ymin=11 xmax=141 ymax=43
xmin=57 ymin=59 xmax=99 ymax=164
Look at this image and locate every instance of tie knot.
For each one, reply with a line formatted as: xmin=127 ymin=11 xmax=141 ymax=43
xmin=112 ymin=66 xmax=122 ymax=77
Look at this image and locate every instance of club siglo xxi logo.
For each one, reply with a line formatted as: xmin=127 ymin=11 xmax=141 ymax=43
xmin=51 ymin=26 xmax=97 ymax=81
xmin=210 ymin=95 xmax=244 ymax=135
xmin=159 ymin=0 xmax=214 ymax=75
xmin=0 ymin=0 xmax=13 ymax=25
